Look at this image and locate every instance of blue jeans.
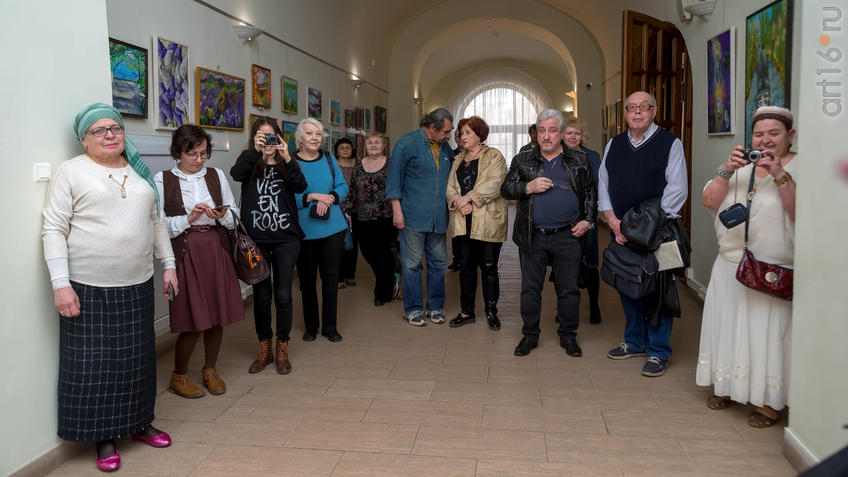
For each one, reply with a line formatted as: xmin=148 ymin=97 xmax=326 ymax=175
xmin=619 ymin=292 xmax=673 ymax=360
xmin=399 ymin=228 xmax=447 ymax=314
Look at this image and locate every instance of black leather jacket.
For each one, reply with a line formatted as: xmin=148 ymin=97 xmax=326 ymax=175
xmin=500 ymin=143 xmax=597 ymax=251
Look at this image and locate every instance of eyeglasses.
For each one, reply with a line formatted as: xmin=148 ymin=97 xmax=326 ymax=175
xmin=624 ymin=103 xmax=656 ymax=113
xmin=85 ymin=125 xmax=124 ymax=137
xmin=184 ymin=151 xmax=208 ymax=160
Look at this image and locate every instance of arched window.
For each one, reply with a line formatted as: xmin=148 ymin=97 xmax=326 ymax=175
xmin=462 ymin=87 xmax=537 ymax=164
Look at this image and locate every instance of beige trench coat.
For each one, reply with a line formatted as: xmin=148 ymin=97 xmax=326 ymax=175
xmin=446 ymin=146 xmax=508 ymax=242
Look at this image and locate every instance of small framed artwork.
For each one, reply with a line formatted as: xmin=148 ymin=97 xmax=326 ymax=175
xmin=281 ymin=76 xmax=298 ymax=115
xmin=344 ymin=109 xmax=354 ymax=128
xmin=196 ymin=67 xmax=245 ymax=131
xmin=109 ymin=38 xmax=148 ymax=118
xmin=153 ymin=37 xmax=190 ymax=130
xmin=331 ymin=130 xmax=343 ymax=149
xmin=707 ymin=27 xmax=735 ymax=135
xmin=249 ymin=114 xmax=278 ymax=132
xmin=375 ymin=106 xmax=387 ymax=133
xmin=365 ymin=108 xmax=371 ymax=130
xmin=355 ymin=108 xmax=364 ymax=129
xmin=251 ymin=64 xmax=272 ymax=109
xmin=321 ymin=128 xmax=330 ymax=150
xmin=282 ymin=120 xmax=298 ymax=152
xmin=745 ymin=0 xmax=793 ymax=146
xmin=355 ymin=133 xmax=364 ymax=159
xmin=308 ymin=87 xmax=322 ymax=120
xmin=330 ymin=100 xmax=341 ymax=125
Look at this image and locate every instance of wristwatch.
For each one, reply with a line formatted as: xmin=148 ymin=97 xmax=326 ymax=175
xmin=716 ymin=164 xmax=733 ymax=179
xmin=773 ymin=171 xmax=793 ymax=187
xmin=587 ymin=221 xmax=596 ymax=230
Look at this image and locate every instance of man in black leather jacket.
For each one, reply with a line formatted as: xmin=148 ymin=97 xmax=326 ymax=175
xmin=500 ymin=109 xmax=597 ymax=358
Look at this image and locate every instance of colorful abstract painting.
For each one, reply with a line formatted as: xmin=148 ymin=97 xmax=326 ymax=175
xmin=745 ymin=0 xmax=793 ymax=146
xmin=282 ymin=121 xmax=298 ymax=152
xmin=707 ymin=27 xmax=735 ymax=135
xmin=154 ymin=37 xmax=190 ymax=130
xmin=109 ymin=38 xmax=147 ymax=118
xmin=251 ymin=64 xmax=271 ymax=108
xmin=282 ymin=76 xmax=298 ymax=114
xmin=249 ymin=114 xmax=278 ymax=132
xmin=375 ymin=106 xmax=387 ymax=133
xmin=196 ymin=67 xmax=245 ymax=131
xmin=365 ymin=108 xmax=371 ymax=130
xmin=308 ymin=87 xmax=322 ymax=120
xmin=330 ymin=100 xmax=341 ymax=125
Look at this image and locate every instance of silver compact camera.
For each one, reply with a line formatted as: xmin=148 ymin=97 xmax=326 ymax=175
xmin=742 ymin=149 xmax=763 ymax=163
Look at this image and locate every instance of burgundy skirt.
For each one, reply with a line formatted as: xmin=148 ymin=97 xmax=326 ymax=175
xmin=170 ymin=228 xmax=245 ymax=333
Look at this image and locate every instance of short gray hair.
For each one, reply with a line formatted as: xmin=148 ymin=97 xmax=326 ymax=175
xmin=536 ymin=109 xmax=565 ymax=129
xmin=295 ymin=117 xmax=324 ymax=151
xmin=625 ymin=91 xmax=657 ymax=107
xmin=420 ymin=108 xmax=454 ymax=129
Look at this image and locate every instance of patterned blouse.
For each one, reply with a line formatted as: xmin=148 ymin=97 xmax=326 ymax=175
xmin=339 ymin=162 xmax=356 ymax=215
xmin=349 ymin=158 xmax=392 ymax=221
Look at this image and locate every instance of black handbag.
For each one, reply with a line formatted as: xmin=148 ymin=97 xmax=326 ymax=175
xmin=600 ymin=241 xmax=658 ymax=299
xmin=229 ymin=210 xmax=271 ymax=285
xmin=620 ymin=196 xmax=664 ymax=252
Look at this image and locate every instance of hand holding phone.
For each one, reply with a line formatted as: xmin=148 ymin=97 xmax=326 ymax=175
xmin=214 ymin=204 xmax=230 ymax=213
xmin=167 ymin=283 xmax=176 ymax=302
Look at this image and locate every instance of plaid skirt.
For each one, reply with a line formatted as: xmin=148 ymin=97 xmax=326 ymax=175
xmin=58 ymin=278 xmax=156 ymax=442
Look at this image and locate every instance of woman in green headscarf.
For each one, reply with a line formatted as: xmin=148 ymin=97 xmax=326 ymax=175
xmin=42 ymin=103 xmax=179 ymax=472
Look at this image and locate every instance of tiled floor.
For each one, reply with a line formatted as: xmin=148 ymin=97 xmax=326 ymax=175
xmin=50 ymin=219 xmax=797 ymax=476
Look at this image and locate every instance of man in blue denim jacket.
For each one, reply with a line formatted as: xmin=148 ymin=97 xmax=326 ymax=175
xmin=387 ymin=108 xmax=455 ymax=326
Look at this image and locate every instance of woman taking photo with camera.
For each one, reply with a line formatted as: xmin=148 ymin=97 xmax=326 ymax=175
xmin=231 ymin=117 xmax=307 ymax=375
xmin=697 ymin=105 xmax=797 ymax=428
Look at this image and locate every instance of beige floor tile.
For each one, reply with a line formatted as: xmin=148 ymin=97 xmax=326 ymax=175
xmin=47 ymin=441 xmax=216 ymax=477
xmin=545 ymin=433 xmax=692 ymax=471
xmin=232 ymin=373 xmax=336 ymax=397
xmin=189 ymin=445 xmax=341 ymax=476
xmin=388 ymin=362 xmax=489 ymax=383
xmin=487 ymin=363 xmax=592 ymax=386
xmin=650 ymin=388 xmax=719 ymax=413
xmin=351 ymin=346 xmax=447 ymax=365
xmin=429 ymin=382 xmax=541 ymax=404
xmin=170 ymin=416 xmax=299 ymax=446
xmin=285 ymin=420 xmax=418 ymax=453
xmin=540 ymin=386 xmax=658 ymax=411
xmin=363 ymin=399 xmax=483 ymax=427
xmin=331 ymin=452 xmax=476 ymax=476
xmin=442 ymin=348 xmax=533 ymax=366
xmin=721 ymin=405 xmax=789 ymax=442
xmin=246 ymin=395 xmax=373 ymax=422
xmin=476 ymin=459 xmax=623 ymax=477
xmin=412 ymin=425 xmax=547 ymax=461
xmin=293 ymin=360 xmax=393 ymax=378
xmin=482 ymin=403 xmax=606 ymax=434
xmin=325 ymin=377 xmax=435 ymax=400
xmin=603 ymin=409 xmax=741 ymax=440
xmin=680 ymin=438 xmax=796 ymax=476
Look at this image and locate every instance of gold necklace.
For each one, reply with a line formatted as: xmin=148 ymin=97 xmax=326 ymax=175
xmin=108 ymin=174 xmax=128 ymax=198
xmin=465 ymin=146 xmax=483 ymax=162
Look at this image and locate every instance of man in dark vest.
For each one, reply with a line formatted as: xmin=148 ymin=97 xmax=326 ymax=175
xmin=599 ymin=91 xmax=688 ymax=377
xmin=501 ymin=109 xmax=597 ymax=358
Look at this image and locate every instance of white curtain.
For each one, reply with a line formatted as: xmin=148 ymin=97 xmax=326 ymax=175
xmin=448 ymin=67 xmax=552 ymax=164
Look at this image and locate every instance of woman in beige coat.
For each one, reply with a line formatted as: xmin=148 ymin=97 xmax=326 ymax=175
xmin=446 ymin=116 xmax=508 ymax=330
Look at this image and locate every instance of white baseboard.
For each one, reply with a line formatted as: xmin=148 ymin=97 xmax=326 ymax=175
xmin=784 ymin=427 xmax=820 ymax=472
xmin=682 ymin=271 xmax=708 ymax=301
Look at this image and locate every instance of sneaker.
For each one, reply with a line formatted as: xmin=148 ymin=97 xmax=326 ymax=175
xmin=641 ymin=357 xmax=669 ymax=377
xmin=337 ymin=282 xmax=347 ymax=289
xmin=607 ymin=343 xmax=646 ymax=360
xmin=427 ymin=309 xmax=446 ymax=324
xmin=404 ymin=310 xmax=426 ymax=326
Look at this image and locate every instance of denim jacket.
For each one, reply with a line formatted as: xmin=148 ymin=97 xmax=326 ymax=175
xmin=386 ymin=128 xmax=455 ymax=233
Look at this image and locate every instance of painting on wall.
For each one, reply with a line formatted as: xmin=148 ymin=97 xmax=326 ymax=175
xmin=706 ymin=27 xmax=735 ymax=135
xmin=109 ymin=38 xmax=148 ymax=118
xmin=282 ymin=120 xmax=298 ymax=152
xmin=745 ymin=0 xmax=793 ymax=146
xmin=153 ymin=37 xmax=190 ymax=130
xmin=282 ymin=76 xmax=298 ymax=115
xmin=308 ymin=87 xmax=322 ymax=120
xmin=375 ymin=106 xmax=387 ymax=133
xmin=251 ymin=64 xmax=272 ymax=108
xmin=355 ymin=133 xmax=365 ymax=159
xmin=196 ymin=67 xmax=245 ymax=130
xmin=321 ymin=128 xmax=330 ymax=150
xmin=331 ymin=130 xmax=343 ymax=149
xmin=365 ymin=108 xmax=371 ymax=130
xmin=330 ymin=100 xmax=341 ymax=125
xmin=344 ymin=109 xmax=354 ymax=128
xmin=249 ymin=114 xmax=278 ymax=132
xmin=355 ymin=108 xmax=364 ymax=129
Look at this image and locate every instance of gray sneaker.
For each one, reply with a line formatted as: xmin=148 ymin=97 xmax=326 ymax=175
xmin=427 ymin=309 xmax=446 ymax=324
xmin=607 ymin=343 xmax=647 ymax=360
xmin=641 ymin=356 xmax=669 ymax=377
xmin=404 ymin=310 xmax=426 ymax=327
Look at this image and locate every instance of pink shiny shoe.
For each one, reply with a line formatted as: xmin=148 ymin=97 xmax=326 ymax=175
xmin=132 ymin=431 xmax=172 ymax=448
xmin=95 ymin=450 xmax=120 ymax=472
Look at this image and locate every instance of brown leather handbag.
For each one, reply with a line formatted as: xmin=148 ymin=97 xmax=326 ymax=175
xmin=229 ymin=210 xmax=271 ymax=285
xmin=734 ymin=169 xmax=793 ymax=301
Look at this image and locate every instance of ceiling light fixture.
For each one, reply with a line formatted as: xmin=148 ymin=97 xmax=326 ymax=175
xmin=233 ymin=24 xmax=265 ymax=42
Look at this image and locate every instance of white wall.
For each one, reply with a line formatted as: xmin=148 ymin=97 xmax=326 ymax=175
xmin=0 ymin=1 xmax=111 ymax=475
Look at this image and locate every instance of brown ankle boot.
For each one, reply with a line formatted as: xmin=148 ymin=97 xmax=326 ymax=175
xmin=169 ymin=372 xmax=205 ymax=398
xmin=248 ymin=339 xmax=274 ymax=374
xmin=275 ymin=339 xmax=292 ymax=375
xmin=201 ymin=367 xmax=226 ymax=395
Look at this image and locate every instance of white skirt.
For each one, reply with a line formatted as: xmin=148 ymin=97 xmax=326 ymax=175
xmin=695 ymin=255 xmax=792 ymax=410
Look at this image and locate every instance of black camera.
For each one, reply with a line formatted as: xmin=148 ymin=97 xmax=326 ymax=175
xmin=742 ymin=149 xmax=763 ymax=163
xmin=264 ymin=132 xmax=279 ymax=146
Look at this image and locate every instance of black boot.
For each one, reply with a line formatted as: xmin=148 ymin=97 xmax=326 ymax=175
xmin=587 ymin=268 xmax=602 ymax=324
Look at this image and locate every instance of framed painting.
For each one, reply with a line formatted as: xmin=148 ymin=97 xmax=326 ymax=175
xmin=344 ymin=109 xmax=354 ymax=128
xmin=109 ymin=38 xmax=148 ymax=118
xmin=331 ymin=130 xmax=343 ymax=148
xmin=281 ymin=76 xmax=298 ymax=115
xmin=745 ymin=0 xmax=793 ymax=146
xmin=251 ymin=64 xmax=271 ymax=109
xmin=355 ymin=133 xmax=365 ymax=159
xmin=308 ymin=87 xmax=322 ymax=120
xmin=249 ymin=113 xmax=278 ymax=132
xmin=282 ymin=120 xmax=298 ymax=152
xmin=196 ymin=67 xmax=245 ymax=131
xmin=707 ymin=27 xmax=735 ymax=135
xmin=153 ymin=37 xmax=190 ymax=130
xmin=321 ymin=128 xmax=330 ymax=150
xmin=365 ymin=108 xmax=371 ymax=130
xmin=330 ymin=100 xmax=341 ymax=125
xmin=355 ymin=108 xmax=364 ymax=129
xmin=375 ymin=106 xmax=387 ymax=133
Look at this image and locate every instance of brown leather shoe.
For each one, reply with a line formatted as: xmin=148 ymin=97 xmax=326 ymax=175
xmin=201 ymin=367 xmax=226 ymax=395
xmin=248 ymin=339 xmax=274 ymax=374
xmin=275 ymin=339 xmax=292 ymax=375
xmin=169 ymin=372 xmax=205 ymax=398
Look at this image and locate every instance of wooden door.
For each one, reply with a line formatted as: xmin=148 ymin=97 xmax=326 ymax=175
xmin=621 ymin=10 xmax=693 ymax=234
